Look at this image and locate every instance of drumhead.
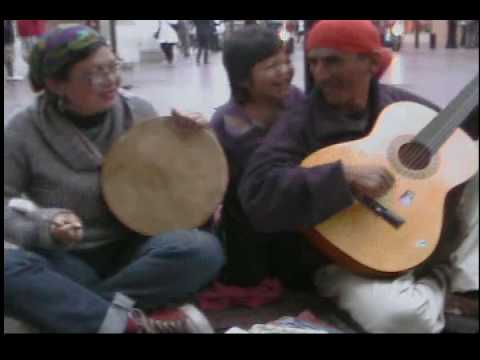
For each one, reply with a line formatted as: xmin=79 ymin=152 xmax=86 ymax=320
xmin=102 ymin=118 xmax=228 ymax=236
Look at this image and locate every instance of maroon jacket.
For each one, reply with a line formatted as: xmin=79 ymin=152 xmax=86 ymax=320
xmin=238 ymin=81 xmax=446 ymax=233
xmin=238 ymin=80 xmax=478 ymax=276
xmin=218 ymin=80 xmax=476 ymax=286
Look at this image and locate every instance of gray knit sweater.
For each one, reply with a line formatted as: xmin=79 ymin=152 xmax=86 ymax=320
xmin=4 ymin=91 xmax=159 ymax=250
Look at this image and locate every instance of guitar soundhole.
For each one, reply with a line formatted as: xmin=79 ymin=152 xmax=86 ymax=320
xmin=398 ymin=142 xmax=432 ymax=170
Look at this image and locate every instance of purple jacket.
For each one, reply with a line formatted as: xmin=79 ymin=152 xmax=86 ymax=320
xmin=211 ymin=86 xmax=307 ymax=286
xmin=238 ymin=81 xmax=445 ymax=233
xmin=212 ymin=86 xmax=306 ymax=229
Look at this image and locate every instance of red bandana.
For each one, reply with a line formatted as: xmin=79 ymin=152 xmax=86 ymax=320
xmin=307 ymin=20 xmax=393 ymax=78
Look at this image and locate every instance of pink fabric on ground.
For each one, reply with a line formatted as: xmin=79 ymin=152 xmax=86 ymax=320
xmin=197 ymin=278 xmax=284 ymax=311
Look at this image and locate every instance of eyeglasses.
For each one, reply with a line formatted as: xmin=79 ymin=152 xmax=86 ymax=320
xmin=82 ymin=61 xmax=122 ymax=89
xmin=262 ymin=62 xmax=293 ymax=77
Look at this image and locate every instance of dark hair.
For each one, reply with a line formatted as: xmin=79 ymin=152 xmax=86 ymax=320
xmin=222 ymin=25 xmax=283 ymax=105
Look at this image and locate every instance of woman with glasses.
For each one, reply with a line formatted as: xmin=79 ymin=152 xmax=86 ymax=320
xmin=4 ymin=26 xmax=224 ymax=333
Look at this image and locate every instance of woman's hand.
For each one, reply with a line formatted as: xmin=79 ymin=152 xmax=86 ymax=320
xmin=213 ymin=204 xmax=223 ymax=224
xmin=170 ymin=108 xmax=209 ymax=132
xmin=50 ymin=211 xmax=84 ymax=247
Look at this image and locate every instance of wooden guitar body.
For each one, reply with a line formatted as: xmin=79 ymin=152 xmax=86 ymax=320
xmin=302 ymin=101 xmax=479 ymax=277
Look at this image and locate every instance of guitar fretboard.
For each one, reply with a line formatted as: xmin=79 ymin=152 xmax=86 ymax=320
xmin=415 ymin=74 xmax=478 ymax=154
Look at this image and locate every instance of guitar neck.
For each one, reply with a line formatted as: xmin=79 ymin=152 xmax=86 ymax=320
xmin=415 ymin=74 xmax=479 ymax=155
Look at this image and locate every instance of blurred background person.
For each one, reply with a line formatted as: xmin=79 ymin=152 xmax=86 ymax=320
xmin=193 ymin=20 xmax=215 ymax=65
xmin=16 ymin=20 xmax=49 ymax=63
xmin=211 ymin=20 xmax=224 ymax=52
xmin=297 ymin=20 xmax=305 ymax=43
xmin=176 ymin=20 xmax=191 ymax=58
xmin=156 ymin=20 xmax=179 ymax=65
xmin=187 ymin=20 xmax=197 ymax=50
xmin=4 ymin=20 xmax=23 ymax=82
xmin=465 ymin=20 xmax=479 ymax=48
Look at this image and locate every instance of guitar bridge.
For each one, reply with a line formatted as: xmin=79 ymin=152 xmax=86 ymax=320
xmin=356 ymin=195 xmax=405 ymax=229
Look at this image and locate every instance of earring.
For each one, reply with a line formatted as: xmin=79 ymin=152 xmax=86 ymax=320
xmin=57 ymin=95 xmax=66 ymax=113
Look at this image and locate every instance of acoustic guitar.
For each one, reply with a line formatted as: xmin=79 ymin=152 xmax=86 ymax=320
xmin=301 ymin=75 xmax=479 ymax=277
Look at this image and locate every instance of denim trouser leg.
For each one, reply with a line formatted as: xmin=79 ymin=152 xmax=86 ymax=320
xmin=4 ymin=248 xmax=134 ymax=333
xmin=4 ymin=229 xmax=224 ymax=332
xmin=95 ymin=229 xmax=225 ymax=309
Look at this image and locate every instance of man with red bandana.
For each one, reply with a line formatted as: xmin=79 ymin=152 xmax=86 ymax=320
xmin=238 ymin=20 xmax=478 ymax=333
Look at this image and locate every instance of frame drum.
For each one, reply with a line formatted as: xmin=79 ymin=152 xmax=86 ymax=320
xmin=102 ymin=118 xmax=228 ymax=236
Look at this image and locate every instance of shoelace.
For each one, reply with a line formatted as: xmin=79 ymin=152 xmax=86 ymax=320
xmin=130 ymin=309 xmax=188 ymax=333
xmin=150 ymin=319 xmax=188 ymax=333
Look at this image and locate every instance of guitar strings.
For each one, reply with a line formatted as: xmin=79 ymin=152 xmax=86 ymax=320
xmin=406 ymin=91 xmax=477 ymax=170
xmin=413 ymin=76 xmax=478 ymax=167
xmin=402 ymin=77 xmax=478 ymax=170
xmin=406 ymin=88 xmax=478 ymax=169
xmin=420 ymin=88 xmax=477 ymax=168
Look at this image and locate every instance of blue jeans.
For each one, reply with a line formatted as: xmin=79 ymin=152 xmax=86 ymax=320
xmin=4 ymin=230 xmax=224 ymax=333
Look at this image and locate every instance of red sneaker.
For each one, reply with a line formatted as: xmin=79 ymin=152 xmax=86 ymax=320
xmin=128 ymin=304 xmax=214 ymax=333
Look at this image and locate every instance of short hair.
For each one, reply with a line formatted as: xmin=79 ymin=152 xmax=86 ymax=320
xmin=222 ymin=25 xmax=283 ymax=105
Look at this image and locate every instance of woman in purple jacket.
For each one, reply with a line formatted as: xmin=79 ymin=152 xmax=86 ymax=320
xmin=210 ymin=26 xmax=327 ymax=289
